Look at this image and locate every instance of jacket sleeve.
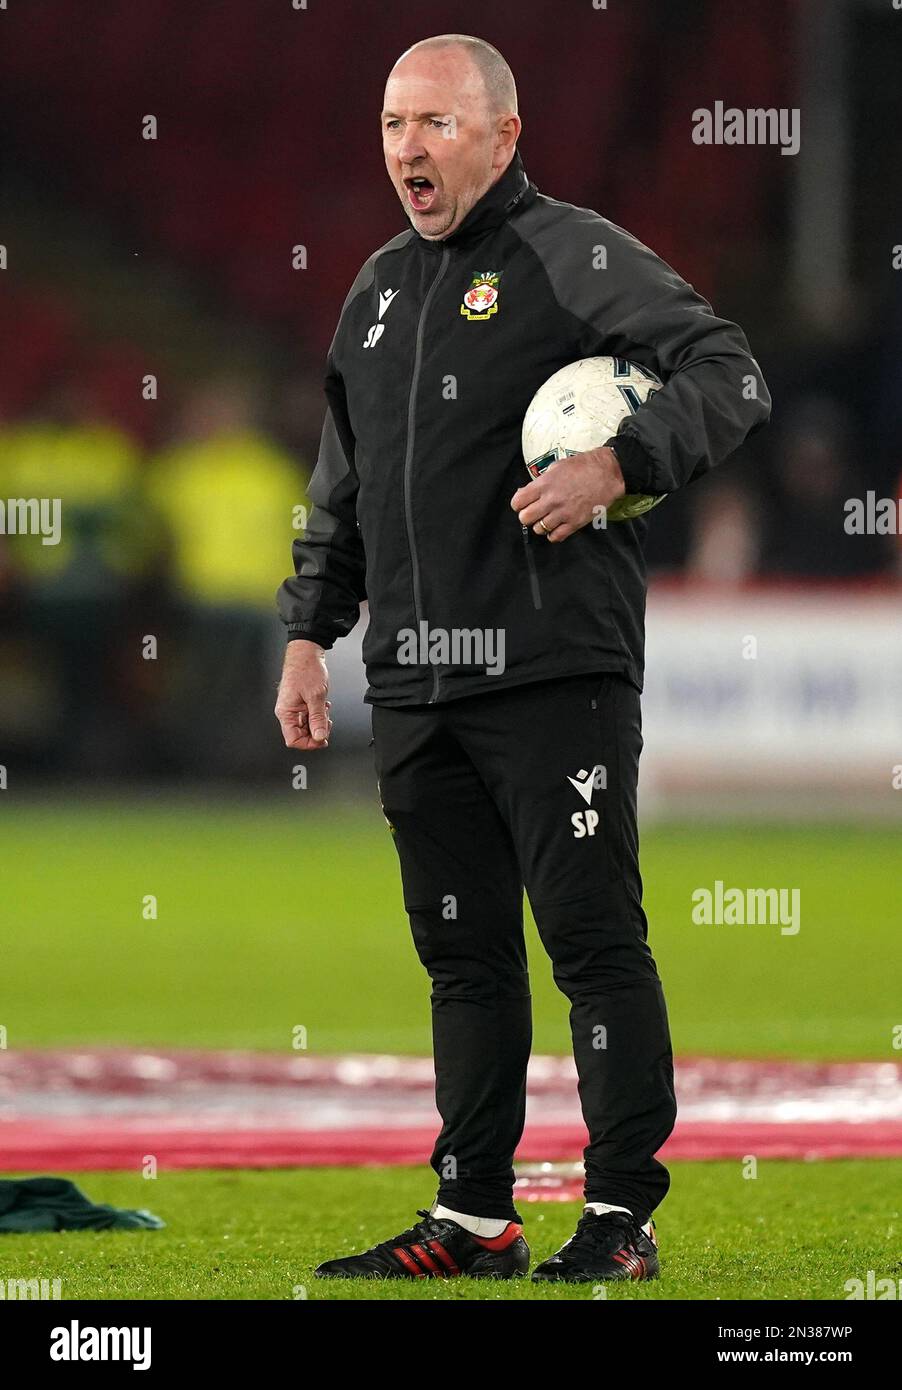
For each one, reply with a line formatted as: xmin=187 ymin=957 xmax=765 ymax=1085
xmin=276 ymin=355 xmax=366 ymax=648
xmin=524 ymin=211 xmax=771 ymax=495
xmin=592 ymin=223 xmax=772 ymax=495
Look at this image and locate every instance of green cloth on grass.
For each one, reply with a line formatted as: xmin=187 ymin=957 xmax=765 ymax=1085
xmin=0 ymin=1178 xmax=164 ymax=1232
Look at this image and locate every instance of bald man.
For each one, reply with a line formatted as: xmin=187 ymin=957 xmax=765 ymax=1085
xmin=277 ymin=34 xmax=770 ymax=1283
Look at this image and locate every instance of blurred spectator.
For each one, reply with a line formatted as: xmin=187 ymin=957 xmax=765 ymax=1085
xmin=0 ymin=382 xmax=147 ymax=598
xmin=145 ymin=378 xmax=309 ymax=773
xmin=0 ymin=382 xmax=148 ymax=770
xmin=686 ymin=478 xmax=760 ymax=584
xmin=760 ymin=397 xmax=891 ymax=579
xmin=894 ymin=467 xmax=902 ymax=580
xmin=148 ymin=379 xmax=306 ymax=610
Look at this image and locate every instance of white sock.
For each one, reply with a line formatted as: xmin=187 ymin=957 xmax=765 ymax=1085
xmin=431 ymin=1203 xmax=512 ymax=1237
xmin=584 ymin=1202 xmax=655 ymax=1239
xmin=583 ymin=1202 xmax=633 ymax=1218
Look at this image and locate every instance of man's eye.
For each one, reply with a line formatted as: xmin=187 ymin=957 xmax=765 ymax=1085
xmin=429 ymin=119 xmax=447 ymax=129
xmin=385 ymin=120 xmax=401 ymax=131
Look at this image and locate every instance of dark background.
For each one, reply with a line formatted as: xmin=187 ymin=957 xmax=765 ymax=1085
xmin=1 ymin=0 xmax=900 ymax=781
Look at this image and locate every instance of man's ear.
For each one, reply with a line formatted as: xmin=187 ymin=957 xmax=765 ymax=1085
xmin=495 ymin=113 xmax=521 ymax=157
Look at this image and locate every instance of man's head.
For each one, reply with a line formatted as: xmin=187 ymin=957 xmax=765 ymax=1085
xmin=382 ymin=35 xmax=521 ymax=240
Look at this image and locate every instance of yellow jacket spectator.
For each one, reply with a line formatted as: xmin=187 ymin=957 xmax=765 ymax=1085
xmin=148 ymin=429 xmax=308 ymax=611
xmin=0 ymin=419 xmax=146 ymax=595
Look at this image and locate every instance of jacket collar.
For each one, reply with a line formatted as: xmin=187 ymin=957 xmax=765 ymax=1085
xmin=414 ymin=149 xmax=537 ymax=252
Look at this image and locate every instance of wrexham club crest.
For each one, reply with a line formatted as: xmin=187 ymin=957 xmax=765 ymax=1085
xmin=461 ymin=271 xmax=501 ymax=321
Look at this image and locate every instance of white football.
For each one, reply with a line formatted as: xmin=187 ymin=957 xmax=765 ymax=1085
xmin=521 ymin=356 xmax=665 ymax=523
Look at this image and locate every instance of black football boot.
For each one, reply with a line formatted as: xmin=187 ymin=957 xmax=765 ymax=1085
xmin=532 ymin=1209 xmax=659 ymax=1283
xmin=315 ymin=1208 xmax=530 ymax=1280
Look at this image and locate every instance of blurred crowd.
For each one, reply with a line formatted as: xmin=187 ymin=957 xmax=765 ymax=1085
xmin=0 ymin=0 xmax=900 ymax=780
xmin=0 ymin=379 xmax=310 ymax=778
xmin=1 ymin=354 xmax=899 ymax=781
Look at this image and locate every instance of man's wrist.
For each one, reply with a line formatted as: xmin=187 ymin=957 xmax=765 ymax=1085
xmin=605 ymin=433 xmax=655 ymax=495
xmin=285 ymin=629 xmax=332 ymax=651
xmin=598 ymin=444 xmax=627 ymax=500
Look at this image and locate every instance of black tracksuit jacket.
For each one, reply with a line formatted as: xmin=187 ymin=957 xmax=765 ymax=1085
xmin=278 ymin=151 xmax=771 ymax=704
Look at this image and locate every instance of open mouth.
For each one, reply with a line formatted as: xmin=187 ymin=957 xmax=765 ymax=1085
xmin=404 ymin=175 xmax=437 ymax=212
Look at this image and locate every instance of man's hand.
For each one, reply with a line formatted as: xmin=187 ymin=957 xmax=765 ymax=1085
xmin=511 ymin=445 xmax=626 ymax=542
xmin=275 ymin=640 xmax=333 ymax=750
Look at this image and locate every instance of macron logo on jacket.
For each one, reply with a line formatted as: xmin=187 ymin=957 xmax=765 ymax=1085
xmin=363 ymin=288 xmax=401 ymax=348
xmin=378 ymin=288 xmax=400 ymax=318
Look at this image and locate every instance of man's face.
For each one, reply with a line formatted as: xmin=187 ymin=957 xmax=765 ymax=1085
xmin=381 ymin=50 xmax=502 ymax=240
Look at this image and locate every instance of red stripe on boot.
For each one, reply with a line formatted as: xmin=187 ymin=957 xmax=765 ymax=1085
xmin=428 ymin=1240 xmax=460 ymax=1274
xmin=410 ymin=1243 xmax=442 ymax=1275
xmin=393 ymin=1247 xmax=426 ymax=1277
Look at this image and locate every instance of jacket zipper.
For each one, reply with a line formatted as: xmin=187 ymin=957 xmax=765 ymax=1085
xmin=521 ymin=524 xmax=543 ymax=610
xmin=403 ymin=247 xmax=450 ymax=704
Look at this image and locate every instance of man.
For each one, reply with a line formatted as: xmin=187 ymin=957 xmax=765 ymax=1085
xmin=276 ymin=34 xmax=770 ymax=1283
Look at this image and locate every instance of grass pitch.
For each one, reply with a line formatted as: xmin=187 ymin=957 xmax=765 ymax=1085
xmin=0 ymin=1160 xmax=898 ymax=1300
xmin=2 ymin=802 xmax=899 ymax=1058
xmin=1 ymin=802 xmax=899 ymax=1300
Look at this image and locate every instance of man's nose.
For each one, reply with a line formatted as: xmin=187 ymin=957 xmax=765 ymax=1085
xmin=397 ymin=123 xmax=427 ymax=164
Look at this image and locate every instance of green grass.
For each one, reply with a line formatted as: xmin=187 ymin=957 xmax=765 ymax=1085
xmin=0 ymin=1162 xmax=898 ymax=1300
xmin=1 ymin=803 xmax=899 ymax=1301
xmin=1 ymin=803 xmax=898 ymax=1058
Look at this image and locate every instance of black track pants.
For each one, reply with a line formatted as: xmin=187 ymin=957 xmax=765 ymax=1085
xmin=371 ymin=672 xmax=676 ymax=1227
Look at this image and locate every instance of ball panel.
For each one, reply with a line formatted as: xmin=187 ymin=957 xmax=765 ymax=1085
xmin=521 ymin=356 xmax=666 ymax=524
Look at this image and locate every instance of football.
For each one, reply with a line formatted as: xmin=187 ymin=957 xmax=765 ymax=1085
xmin=521 ymin=355 xmax=666 ymax=523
